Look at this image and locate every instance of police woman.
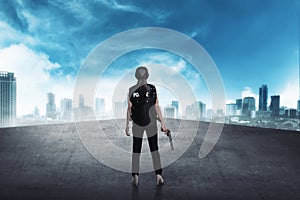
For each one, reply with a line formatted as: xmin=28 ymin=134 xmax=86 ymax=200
xmin=125 ymin=66 xmax=168 ymax=186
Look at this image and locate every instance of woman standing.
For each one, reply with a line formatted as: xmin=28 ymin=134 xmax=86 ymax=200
xmin=125 ymin=66 xmax=168 ymax=186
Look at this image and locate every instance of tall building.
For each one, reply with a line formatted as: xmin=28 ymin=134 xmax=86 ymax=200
xmin=279 ymin=106 xmax=286 ymax=116
xmin=164 ymin=105 xmax=176 ymax=118
xmin=171 ymin=101 xmax=179 ymax=118
xmin=114 ymin=100 xmax=127 ymax=119
xmin=185 ymin=105 xmax=192 ymax=119
xmin=46 ymin=92 xmax=56 ymax=119
xmin=226 ymin=103 xmax=237 ymax=116
xmin=0 ymin=71 xmax=16 ymax=126
xmin=185 ymin=101 xmax=206 ymax=120
xmin=270 ymin=95 xmax=280 ymax=117
xmin=79 ymin=94 xmax=85 ymax=108
xmin=73 ymin=95 xmax=93 ymax=121
xmin=95 ymin=98 xmax=105 ymax=117
xmin=297 ymin=100 xmax=300 ymax=116
xmin=259 ymin=84 xmax=268 ymax=111
xmin=236 ymin=99 xmax=243 ymax=110
xmin=242 ymin=97 xmax=255 ymax=116
xmin=60 ymin=98 xmax=72 ymax=121
xmin=285 ymin=109 xmax=297 ymax=118
xmin=34 ymin=106 xmax=40 ymax=118
xmin=236 ymin=99 xmax=243 ymax=116
xmin=191 ymin=101 xmax=206 ymax=120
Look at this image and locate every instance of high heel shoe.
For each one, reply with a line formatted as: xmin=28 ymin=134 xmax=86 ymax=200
xmin=156 ymin=174 xmax=164 ymax=186
xmin=132 ymin=175 xmax=139 ymax=186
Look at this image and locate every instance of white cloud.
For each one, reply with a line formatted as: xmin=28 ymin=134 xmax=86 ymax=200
xmin=0 ymin=44 xmax=74 ymax=116
xmin=226 ymin=99 xmax=235 ymax=104
xmin=96 ymin=0 xmax=169 ymax=24
xmin=279 ymin=81 xmax=299 ymax=108
xmin=170 ymin=59 xmax=186 ymax=72
xmin=0 ymin=21 xmax=37 ymax=47
xmin=189 ymin=25 xmax=209 ymax=38
xmin=241 ymin=87 xmax=257 ymax=98
xmin=48 ymin=0 xmax=94 ymax=22
xmin=97 ymin=0 xmax=145 ymax=14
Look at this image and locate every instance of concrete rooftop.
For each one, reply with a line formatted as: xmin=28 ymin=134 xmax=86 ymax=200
xmin=0 ymin=119 xmax=300 ymax=200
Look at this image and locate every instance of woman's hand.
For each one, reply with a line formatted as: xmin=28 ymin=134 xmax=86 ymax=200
xmin=161 ymin=124 xmax=168 ymax=133
xmin=125 ymin=126 xmax=130 ymax=136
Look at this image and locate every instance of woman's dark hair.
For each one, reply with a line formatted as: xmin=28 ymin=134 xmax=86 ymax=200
xmin=135 ymin=66 xmax=149 ymax=80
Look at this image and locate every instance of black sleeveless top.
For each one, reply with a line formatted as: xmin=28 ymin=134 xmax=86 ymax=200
xmin=129 ymin=84 xmax=157 ymax=127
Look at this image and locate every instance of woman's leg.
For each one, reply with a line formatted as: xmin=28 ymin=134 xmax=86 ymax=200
xmin=146 ymin=125 xmax=162 ymax=175
xmin=132 ymin=124 xmax=144 ymax=177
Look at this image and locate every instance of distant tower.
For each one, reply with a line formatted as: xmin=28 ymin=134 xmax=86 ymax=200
xmin=164 ymin=105 xmax=176 ymax=118
xmin=185 ymin=105 xmax=192 ymax=119
xmin=236 ymin=99 xmax=243 ymax=110
xmin=34 ymin=106 xmax=40 ymax=118
xmin=242 ymin=97 xmax=255 ymax=116
xmin=171 ymin=101 xmax=179 ymax=118
xmin=226 ymin=103 xmax=237 ymax=116
xmin=191 ymin=101 xmax=206 ymax=120
xmin=259 ymin=85 xmax=268 ymax=111
xmin=60 ymin=98 xmax=72 ymax=121
xmin=0 ymin=71 xmax=16 ymax=126
xmin=95 ymin=98 xmax=105 ymax=117
xmin=270 ymin=95 xmax=280 ymax=117
xmin=236 ymin=99 xmax=243 ymax=115
xmin=79 ymin=94 xmax=85 ymax=108
xmin=297 ymin=100 xmax=300 ymax=116
xmin=113 ymin=100 xmax=127 ymax=119
xmin=46 ymin=93 xmax=56 ymax=119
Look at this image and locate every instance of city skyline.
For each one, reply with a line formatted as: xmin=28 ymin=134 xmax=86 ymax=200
xmin=0 ymin=71 xmax=299 ymax=132
xmin=0 ymin=0 xmax=298 ymax=116
xmin=10 ymin=76 xmax=300 ymax=119
xmin=1 ymin=71 xmax=298 ymax=118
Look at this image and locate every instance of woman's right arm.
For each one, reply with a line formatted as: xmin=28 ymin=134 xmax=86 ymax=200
xmin=125 ymin=100 xmax=132 ymax=136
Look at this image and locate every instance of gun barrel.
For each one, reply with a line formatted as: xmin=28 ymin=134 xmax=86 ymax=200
xmin=161 ymin=128 xmax=174 ymax=151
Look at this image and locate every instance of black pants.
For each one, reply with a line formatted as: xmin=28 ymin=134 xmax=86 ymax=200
xmin=132 ymin=123 xmax=162 ymax=176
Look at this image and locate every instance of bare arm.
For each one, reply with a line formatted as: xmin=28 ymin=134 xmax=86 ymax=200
xmin=125 ymin=100 xmax=132 ymax=136
xmin=155 ymin=98 xmax=167 ymax=131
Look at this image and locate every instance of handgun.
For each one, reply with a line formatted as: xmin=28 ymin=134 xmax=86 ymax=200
xmin=161 ymin=128 xmax=174 ymax=151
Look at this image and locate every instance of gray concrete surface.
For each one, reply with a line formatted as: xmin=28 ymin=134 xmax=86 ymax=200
xmin=0 ymin=119 xmax=300 ymax=200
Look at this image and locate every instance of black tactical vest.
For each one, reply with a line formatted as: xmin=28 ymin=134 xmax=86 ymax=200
xmin=129 ymin=84 xmax=157 ymax=126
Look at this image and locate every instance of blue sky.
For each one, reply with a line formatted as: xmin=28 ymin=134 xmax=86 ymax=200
xmin=0 ymin=0 xmax=298 ymax=115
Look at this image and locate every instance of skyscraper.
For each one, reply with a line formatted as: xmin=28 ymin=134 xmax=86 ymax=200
xmin=236 ymin=99 xmax=243 ymax=116
xmin=60 ymin=98 xmax=72 ymax=121
xmin=95 ymin=98 xmax=105 ymax=117
xmin=236 ymin=99 xmax=243 ymax=110
xmin=171 ymin=101 xmax=179 ymax=118
xmin=270 ymin=95 xmax=280 ymax=117
xmin=113 ymin=100 xmax=127 ymax=119
xmin=297 ymin=100 xmax=300 ymax=116
xmin=79 ymin=94 xmax=85 ymax=108
xmin=46 ymin=93 xmax=56 ymax=119
xmin=34 ymin=106 xmax=40 ymax=118
xmin=259 ymin=85 xmax=268 ymax=111
xmin=226 ymin=103 xmax=237 ymax=116
xmin=164 ymin=105 xmax=176 ymax=118
xmin=0 ymin=71 xmax=16 ymax=126
xmin=191 ymin=101 xmax=206 ymax=120
xmin=185 ymin=105 xmax=192 ymax=119
xmin=242 ymin=97 xmax=255 ymax=116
